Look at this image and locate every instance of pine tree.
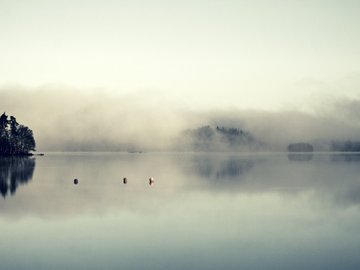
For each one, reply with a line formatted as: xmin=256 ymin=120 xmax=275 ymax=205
xmin=0 ymin=113 xmax=36 ymax=155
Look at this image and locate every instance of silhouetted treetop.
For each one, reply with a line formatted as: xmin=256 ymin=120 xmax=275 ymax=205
xmin=0 ymin=112 xmax=36 ymax=156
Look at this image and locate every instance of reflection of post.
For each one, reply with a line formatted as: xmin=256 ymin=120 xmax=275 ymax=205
xmin=0 ymin=157 xmax=36 ymax=198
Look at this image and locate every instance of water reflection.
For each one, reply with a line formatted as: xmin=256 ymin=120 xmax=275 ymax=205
xmin=1 ymin=153 xmax=360 ymax=270
xmin=0 ymin=157 xmax=36 ymax=198
xmin=331 ymin=153 xmax=360 ymax=162
xmin=215 ymin=158 xmax=255 ymax=179
xmin=186 ymin=155 xmax=256 ymax=179
xmin=341 ymin=186 xmax=360 ymax=206
xmin=179 ymin=153 xmax=360 ymax=208
xmin=288 ymin=153 xmax=313 ymax=161
xmin=2 ymin=153 xmax=360 ymax=214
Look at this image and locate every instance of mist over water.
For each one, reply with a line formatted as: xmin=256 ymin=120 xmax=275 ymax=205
xmin=1 ymin=86 xmax=360 ymax=152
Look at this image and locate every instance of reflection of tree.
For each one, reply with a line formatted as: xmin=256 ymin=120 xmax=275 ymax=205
xmin=189 ymin=156 xmax=255 ymax=180
xmin=288 ymin=153 xmax=313 ymax=162
xmin=193 ymin=157 xmax=215 ymax=178
xmin=331 ymin=154 xmax=360 ymax=162
xmin=0 ymin=157 xmax=35 ymax=198
xmin=215 ymin=159 xmax=254 ymax=179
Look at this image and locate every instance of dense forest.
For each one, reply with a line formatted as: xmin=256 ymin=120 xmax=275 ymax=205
xmin=0 ymin=113 xmax=36 ymax=155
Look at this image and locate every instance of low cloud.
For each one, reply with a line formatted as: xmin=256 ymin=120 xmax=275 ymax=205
xmin=1 ymin=85 xmax=360 ymax=151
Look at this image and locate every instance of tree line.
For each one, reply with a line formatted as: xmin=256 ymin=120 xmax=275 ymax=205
xmin=0 ymin=112 xmax=36 ymax=155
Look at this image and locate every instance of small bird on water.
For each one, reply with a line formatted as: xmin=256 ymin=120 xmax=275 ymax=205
xmin=123 ymin=177 xmax=127 ymax=184
xmin=74 ymin=178 xmax=79 ymax=185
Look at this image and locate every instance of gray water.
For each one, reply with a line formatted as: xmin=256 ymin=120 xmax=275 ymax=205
xmin=1 ymin=152 xmax=360 ymax=270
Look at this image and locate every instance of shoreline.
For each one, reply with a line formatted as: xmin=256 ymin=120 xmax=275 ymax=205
xmin=0 ymin=153 xmax=44 ymax=157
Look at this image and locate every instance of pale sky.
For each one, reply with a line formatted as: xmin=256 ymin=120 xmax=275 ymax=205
xmin=1 ymin=0 xmax=360 ymax=111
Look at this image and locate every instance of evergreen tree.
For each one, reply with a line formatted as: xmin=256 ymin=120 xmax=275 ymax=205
xmin=0 ymin=113 xmax=36 ymax=155
xmin=0 ymin=112 xmax=9 ymax=130
xmin=0 ymin=113 xmax=10 ymax=154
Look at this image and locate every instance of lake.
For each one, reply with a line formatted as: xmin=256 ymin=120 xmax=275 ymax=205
xmin=1 ymin=152 xmax=360 ymax=270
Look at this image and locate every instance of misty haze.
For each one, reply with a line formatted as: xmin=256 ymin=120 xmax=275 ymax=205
xmin=1 ymin=1 xmax=360 ymax=269
xmin=2 ymin=86 xmax=360 ymax=153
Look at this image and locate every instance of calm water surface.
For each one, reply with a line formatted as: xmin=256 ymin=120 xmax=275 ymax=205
xmin=1 ymin=152 xmax=360 ymax=270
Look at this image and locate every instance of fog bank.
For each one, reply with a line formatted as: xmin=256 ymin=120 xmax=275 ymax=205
xmin=1 ymin=85 xmax=360 ymax=151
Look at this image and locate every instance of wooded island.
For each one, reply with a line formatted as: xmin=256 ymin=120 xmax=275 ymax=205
xmin=0 ymin=113 xmax=36 ymax=156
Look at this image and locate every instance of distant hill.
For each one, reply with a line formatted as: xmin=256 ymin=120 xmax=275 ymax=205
xmin=180 ymin=125 xmax=264 ymax=151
